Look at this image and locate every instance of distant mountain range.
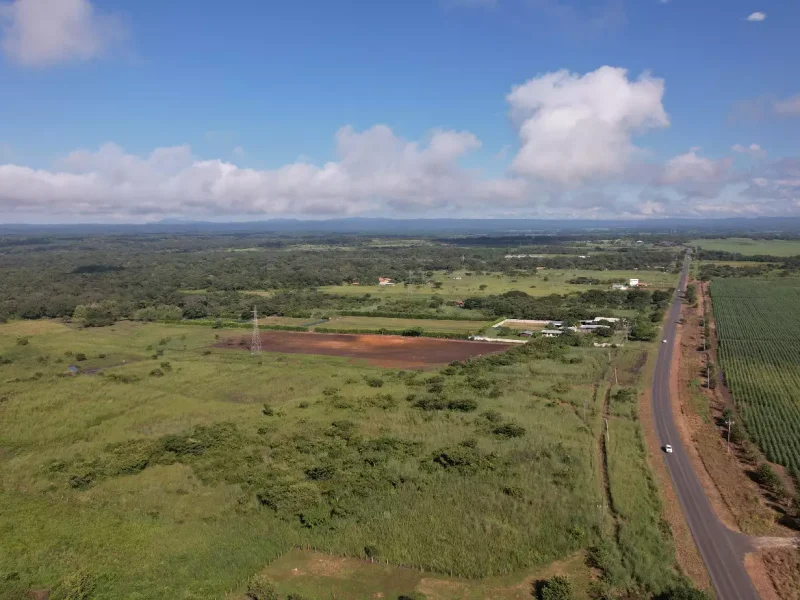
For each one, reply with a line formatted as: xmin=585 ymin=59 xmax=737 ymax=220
xmin=3 ymin=216 xmax=800 ymax=235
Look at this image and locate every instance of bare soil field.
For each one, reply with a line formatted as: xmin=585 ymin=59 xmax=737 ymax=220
xmin=216 ymin=330 xmax=515 ymax=367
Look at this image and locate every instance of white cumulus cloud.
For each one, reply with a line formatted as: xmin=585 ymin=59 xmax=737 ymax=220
xmin=2 ymin=66 xmax=799 ymax=221
xmin=0 ymin=127 xmax=529 ymax=220
xmin=774 ymin=95 xmax=800 ymax=117
xmin=0 ymin=0 xmax=126 ymax=67
xmin=746 ymin=11 xmax=766 ymax=22
xmin=732 ymin=143 xmax=767 ymax=157
xmin=507 ymin=66 xmax=669 ymax=184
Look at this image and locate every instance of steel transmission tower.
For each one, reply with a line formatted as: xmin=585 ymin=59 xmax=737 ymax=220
xmin=251 ymin=306 xmax=262 ymax=356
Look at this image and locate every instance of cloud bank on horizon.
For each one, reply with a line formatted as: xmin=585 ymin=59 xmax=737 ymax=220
xmin=0 ymin=0 xmax=797 ymax=222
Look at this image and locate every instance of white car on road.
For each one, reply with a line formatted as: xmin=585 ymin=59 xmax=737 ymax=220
xmin=664 ymin=444 xmax=673 ymax=454
xmin=662 ymin=339 xmax=667 ymax=343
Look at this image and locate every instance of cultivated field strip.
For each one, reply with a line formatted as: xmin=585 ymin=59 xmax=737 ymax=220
xmin=711 ymin=279 xmax=800 ymax=474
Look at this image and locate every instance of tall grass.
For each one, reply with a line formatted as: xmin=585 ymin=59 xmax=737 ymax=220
xmin=0 ymin=320 xmax=674 ymax=598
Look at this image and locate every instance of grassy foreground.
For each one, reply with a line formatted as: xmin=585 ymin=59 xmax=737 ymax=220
xmin=0 ymin=320 xmax=683 ymax=599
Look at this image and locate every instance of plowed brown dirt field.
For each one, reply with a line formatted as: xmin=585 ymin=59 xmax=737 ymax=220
xmin=216 ymin=330 xmax=515 ymax=368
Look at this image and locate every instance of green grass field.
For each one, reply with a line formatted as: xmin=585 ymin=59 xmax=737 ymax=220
xmin=692 ymin=238 xmax=800 ymax=257
xmin=0 ymin=320 xmax=682 ymax=599
xmin=320 ymin=269 xmax=676 ymax=300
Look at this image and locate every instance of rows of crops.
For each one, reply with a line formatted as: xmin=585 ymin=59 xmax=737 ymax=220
xmin=711 ymin=279 xmax=800 ymax=475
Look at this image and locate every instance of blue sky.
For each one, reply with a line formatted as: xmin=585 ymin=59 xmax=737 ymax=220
xmin=0 ymin=0 xmax=798 ymax=222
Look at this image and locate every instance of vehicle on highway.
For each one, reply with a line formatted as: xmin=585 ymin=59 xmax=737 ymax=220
xmin=664 ymin=444 xmax=673 ymax=454
xmin=662 ymin=339 xmax=667 ymax=343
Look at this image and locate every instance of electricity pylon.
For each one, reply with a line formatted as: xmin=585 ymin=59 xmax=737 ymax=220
xmin=251 ymin=306 xmax=262 ymax=356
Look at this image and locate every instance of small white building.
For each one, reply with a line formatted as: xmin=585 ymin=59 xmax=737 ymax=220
xmin=378 ymin=277 xmax=395 ymax=286
xmin=629 ymin=278 xmax=639 ymax=287
xmin=541 ymin=329 xmax=563 ymax=337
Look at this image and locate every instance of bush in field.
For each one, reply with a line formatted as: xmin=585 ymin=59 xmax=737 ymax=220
xmin=612 ymin=388 xmax=636 ymax=403
xmin=655 ymin=587 xmax=710 ymax=600
xmin=149 ymin=368 xmax=164 ymax=377
xmin=52 ymin=569 xmax=96 ymax=600
xmin=537 ymin=576 xmax=573 ymax=600
xmin=398 ymin=593 xmax=427 ymax=600
xmin=755 ymin=463 xmax=786 ymax=498
xmin=133 ymin=305 xmax=183 ymax=322
xmin=414 ymin=397 xmax=448 ymax=411
xmin=365 ymin=377 xmax=384 ymax=388
xmin=75 ymin=353 xmax=87 ymax=362
xmin=401 ymin=327 xmax=423 ymax=337
xmin=262 ymin=404 xmax=275 ymax=416
xmin=72 ymin=301 xmax=119 ymax=327
xmin=448 ymin=398 xmax=478 ymax=412
xmin=493 ymin=422 xmax=526 ymax=439
xmin=246 ymin=574 xmax=278 ymax=600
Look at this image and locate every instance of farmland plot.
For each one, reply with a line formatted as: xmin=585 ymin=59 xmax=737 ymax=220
xmin=711 ymin=279 xmax=800 ymax=474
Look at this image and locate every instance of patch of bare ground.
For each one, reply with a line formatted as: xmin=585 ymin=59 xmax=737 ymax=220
xmin=744 ymin=553 xmax=782 ymax=600
xmin=215 ymin=330 xmax=515 ymax=368
xmin=639 ymin=342 xmax=712 ymax=592
xmin=756 ymin=548 xmax=800 ymax=600
xmin=677 ymin=282 xmax=794 ymax=537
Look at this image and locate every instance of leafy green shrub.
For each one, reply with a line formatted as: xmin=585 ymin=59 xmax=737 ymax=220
xmin=755 ymin=463 xmax=786 ymax=497
xmin=365 ymin=377 xmax=384 ymax=388
xmin=469 ymin=377 xmax=491 ymax=390
xmin=448 ymin=398 xmax=478 ymax=412
xmin=655 ymin=586 xmax=710 ymax=600
xmin=398 ymin=593 xmax=427 ymax=600
xmin=53 ymin=569 xmax=96 ymax=600
xmin=431 ymin=444 xmax=496 ymax=474
xmin=246 ymin=574 xmax=278 ymax=600
xmin=612 ymin=388 xmax=636 ymax=403
xmin=262 ymin=404 xmax=275 ymax=416
xmin=493 ymin=423 xmax=526 ymax=439
xmin=414 ymin=397 xmax=448 ymax=411
xmin=538 ymin=575 xmax=572 ymax=600
xmin=328 ymin=420 xmax=357 ymax=440
xmin=16 ymin=337 xmax=29 ymax=346
xmin=149 ymin=368 xmax=164 ymax=377
xmin=401 ymin=327 xmax=423 ymax=337
xmin=160 ymin=361 xmax=172 ymax=371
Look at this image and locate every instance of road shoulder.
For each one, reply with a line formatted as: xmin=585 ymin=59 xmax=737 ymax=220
xmin=639 ymin=342 xmax=713 ymax=592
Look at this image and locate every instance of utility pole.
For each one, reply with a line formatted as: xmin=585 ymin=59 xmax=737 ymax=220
xmin=604 ymin=418 xmax=609 ymax=443
xmin=726 ymin=419 xmax=734 ymax=453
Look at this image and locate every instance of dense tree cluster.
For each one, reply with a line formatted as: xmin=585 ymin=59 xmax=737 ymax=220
xmin=463 ymin=288 xmax=671 ymax=321
xmin=0 ymin=232 xmax=682 ymax=323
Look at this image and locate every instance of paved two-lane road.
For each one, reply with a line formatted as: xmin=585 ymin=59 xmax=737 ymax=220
xmin=651 ymin=255 xmax=759 ymax=600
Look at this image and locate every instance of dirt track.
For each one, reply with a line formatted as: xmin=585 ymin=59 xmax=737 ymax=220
xmin=215 ymin=330 xmax=515 ymax=367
